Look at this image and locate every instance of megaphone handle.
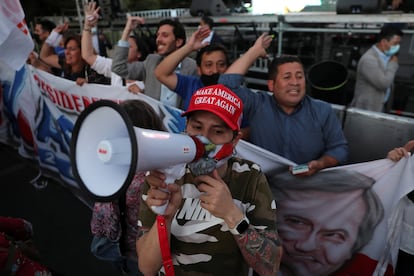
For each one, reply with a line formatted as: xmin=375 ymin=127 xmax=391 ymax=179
xmin=151 ymin=164 xmax=186 ymax=215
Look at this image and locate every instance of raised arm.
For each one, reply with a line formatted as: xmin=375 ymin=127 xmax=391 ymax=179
xmin=111 ymin=15 xmax=145 ymax=78
xmin=225 ymin=33 xmax=272 ymax=75
xmin=81 ymin=1 xmax=100 ymax=66
xmin=154 ymin=26 xmax=210 ymax=90
xmin=40 ymin=22 xmax=69 ymax=69
xmin=121 ymin=15 xmax=145 ymax=42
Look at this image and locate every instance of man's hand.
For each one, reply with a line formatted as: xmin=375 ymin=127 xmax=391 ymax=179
xmin=252 ymin=33 xmax=273 ymax=58
xmin=126 ymin=80 xmax=144 ymax=94
xmin=290 ymin=162 xmax=316 ymax=177
xmin=290 ymin=155 xmax=339 ymax=177
xmin=145 ymin=170 xmax=182 ymax=218
xmin=125 ymin=14 xmax=145 ymax=32
xmin=84 ymin=1 xmax=100 ymax=28
xmin=387 ymin=147 xmax=409 ymax=162
xmin=76 ymin=77 xmax=87 ymax=86
xmin=387 ymin=140 xmax=414 ymax=162
xmin=54 ymin=22 xmax=69 ymax=35
xmin=196 ymin=170 xmax=243 ymax=228
xmin=187 ymin=26 xmax=211 ymax=51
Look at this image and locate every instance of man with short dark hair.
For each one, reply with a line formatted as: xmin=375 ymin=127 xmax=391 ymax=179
xmin=154 ymin=26 xmax=229 ymax=110
xmin=219 ymin=34 xmax=348 ymax=175
xmin=200 ymin=15 xmax=224 ymax=46
xmin=350 ymin=24 xmax=404 ymax=113
xmin=34 ymin=19 xmax=56 ymax=50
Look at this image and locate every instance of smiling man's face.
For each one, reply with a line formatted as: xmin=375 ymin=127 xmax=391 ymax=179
xmin=155 ymin=24 xmax=181 ymax=56
xmin=267 ymin=62 xmax=306 ymax=114
xmin=277 ymin=189 xmax=367 ymax=276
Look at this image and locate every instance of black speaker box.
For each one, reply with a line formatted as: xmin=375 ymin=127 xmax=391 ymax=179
xmin=336 ymin=0 xmax=381 ymax=14
xmin=190 ymin=0 xmax=230 ymax=17
xmin=401 ymin=0 xmax=414 ymax=12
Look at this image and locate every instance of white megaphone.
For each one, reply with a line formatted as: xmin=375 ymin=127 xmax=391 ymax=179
xmin=70 ymin=100 xmax=206 ymax=210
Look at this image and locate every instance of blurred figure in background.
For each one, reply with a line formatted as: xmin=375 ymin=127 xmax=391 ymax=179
xmin=350 ymin=24 xmax=403 ymax=113
xmin=82 ymin=1 xmax=151 ymax=87
xmin=33 ymin=19 xmax=56 ymax=51
xmin=40 ymin=22 xmax=110 ymax=86
xmin=112 ymin=16 xmax=197 ymax=108
xmin=200 ymin=15 xmax=224 ymax=46
xmin=0 ymin=216 xmax=53 ymax=275
xmin=92 ymin=28 xmax=113 ymax=58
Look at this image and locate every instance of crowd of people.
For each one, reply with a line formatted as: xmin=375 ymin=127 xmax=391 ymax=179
xmin=14 ymin=1 xmax=414 ymax=275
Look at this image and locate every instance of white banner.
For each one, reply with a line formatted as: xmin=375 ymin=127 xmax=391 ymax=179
xmin=0 ymin=0 xmax=34 ymax=70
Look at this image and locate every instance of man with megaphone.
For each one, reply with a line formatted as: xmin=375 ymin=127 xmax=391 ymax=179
xmin=136 ymin=84 xmax=282 ymax=276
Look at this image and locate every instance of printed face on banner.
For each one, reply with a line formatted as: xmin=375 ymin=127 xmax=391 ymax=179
xmin=269 ymin=169 xmax=384 ymax=276
xmin=277 ymin=189 xmax=366 ymax=275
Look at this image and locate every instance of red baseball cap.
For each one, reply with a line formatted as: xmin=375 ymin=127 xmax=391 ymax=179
xmin=181 ymin=84 xmax=243 ymax=131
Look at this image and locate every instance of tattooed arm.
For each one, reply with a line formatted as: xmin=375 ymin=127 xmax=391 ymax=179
xmin=229 ymin=165 xmax=282 ymax=276
xmin=234 ymin=221 xmax=282 ymax=275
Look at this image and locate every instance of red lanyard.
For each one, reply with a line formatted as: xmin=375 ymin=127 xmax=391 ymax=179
xmin=157 ymin=215 xmax=174 ymax=276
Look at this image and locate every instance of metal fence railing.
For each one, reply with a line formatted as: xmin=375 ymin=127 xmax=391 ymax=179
xmin=127 ymin=8 xmax=190 ymax=19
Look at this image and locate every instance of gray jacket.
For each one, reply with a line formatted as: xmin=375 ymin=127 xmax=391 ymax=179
xmin=350 ymin=46 xmax=399 ymax=112
xmin=111 ymin=46 xmax=198 ymax=109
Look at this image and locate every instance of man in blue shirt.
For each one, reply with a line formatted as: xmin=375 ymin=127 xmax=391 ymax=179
xmin=153 ymin=26 xmax=260 ymax=139
xmin=219 ymin=34 xmax=348 ymax=176
xmin=154 ymin=26 xmax=229 ymax=110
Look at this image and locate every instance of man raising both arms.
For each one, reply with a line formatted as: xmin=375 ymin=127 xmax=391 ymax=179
xmin=154 ymin=26 xmax=229 ymax=109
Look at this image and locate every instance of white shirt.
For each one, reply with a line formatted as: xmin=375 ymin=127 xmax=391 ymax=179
xmin=92 ymin=55 xmax=123 ymax=87
xmin=202 ymin=30 xmax=214 ymax=44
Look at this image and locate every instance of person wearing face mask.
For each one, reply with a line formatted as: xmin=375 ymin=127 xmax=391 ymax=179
xmin=33 ymin=19 xmax=56 ymax=51
xmin=199 ymin=15 xmax=225 ymax=46
xmin=152 ymin=27 xmax=260 ymax=140
xmin=136 ymin=84 xmax=282 ymax=276
xmin=154 ymin=26 xmax=229 ymax=110
xmin=350 ymin=24 xmax=404 ymax=113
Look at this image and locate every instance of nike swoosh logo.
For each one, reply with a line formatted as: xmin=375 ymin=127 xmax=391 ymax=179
xmin=171 ymin=217 xmax=224 ymax=237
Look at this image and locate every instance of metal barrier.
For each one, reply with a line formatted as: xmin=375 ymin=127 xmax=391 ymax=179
xmin=127 ymin=8 xmax=190 ymax=19
xmin=332 ymin=106 xmax=414 ymax=163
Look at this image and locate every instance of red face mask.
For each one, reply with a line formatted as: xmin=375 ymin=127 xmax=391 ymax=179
xmin=188 ymin=136 xmax=234 ymax=176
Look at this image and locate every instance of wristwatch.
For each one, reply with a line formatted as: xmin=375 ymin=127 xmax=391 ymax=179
xmin=229 ymin=216 xmax=250 ymax=235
